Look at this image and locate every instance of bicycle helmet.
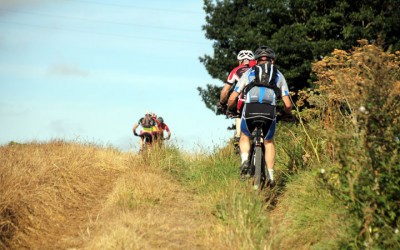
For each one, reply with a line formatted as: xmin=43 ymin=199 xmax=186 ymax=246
xmin=254 ymin=45 xmax=276 ymax=60
xmin=157 ymin=117 xmax=164 ymax=124
xmin=237 ymin=50 xmax=255 ymax=60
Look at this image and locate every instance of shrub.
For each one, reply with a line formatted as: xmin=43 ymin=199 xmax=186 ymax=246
xmin=310 ymin=40 xmax=400 ymax=248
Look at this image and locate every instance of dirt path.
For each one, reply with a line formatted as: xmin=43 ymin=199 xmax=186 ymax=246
xmin=79 ymin=158 xmax=218 ymax=250
xmin=1 ymin=144 xmax=220 ymax=249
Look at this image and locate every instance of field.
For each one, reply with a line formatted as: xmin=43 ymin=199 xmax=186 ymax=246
xmin=0 ymin=139 xmax=354 ymax=250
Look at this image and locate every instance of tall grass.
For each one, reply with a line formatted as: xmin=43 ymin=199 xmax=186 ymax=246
xmin=289 ymin=40 xmax=400 ymax=248
xmin=139 ymin=140 xmax=353 ymax=249
xmin=0 ymin=140 xmax=127 ymax=249
xmin=1 ymin=138 xmax=356 ymax=249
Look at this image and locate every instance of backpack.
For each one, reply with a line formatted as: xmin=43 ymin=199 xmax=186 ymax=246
xmin=141 ymin=116 xmax=155 ymax=128
xmin=242 ymin=62 xmax=281 ymax=103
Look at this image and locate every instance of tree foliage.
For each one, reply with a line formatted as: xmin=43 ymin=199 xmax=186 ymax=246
xmin=198 ymin=0 xmax=400 ymax=114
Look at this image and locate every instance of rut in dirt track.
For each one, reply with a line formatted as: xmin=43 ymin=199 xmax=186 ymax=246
xmin=0 ymin=142 xmax=219 ymax=250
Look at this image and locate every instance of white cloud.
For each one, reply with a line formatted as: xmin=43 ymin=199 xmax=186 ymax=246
xmin=48 ymin=63 xmax=89 ymax=77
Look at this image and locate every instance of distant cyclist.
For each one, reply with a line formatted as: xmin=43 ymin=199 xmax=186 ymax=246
xmin=155 ymin=116 xmax=171 ymax=141
xmin=227 ymin=45 xmax=292 ymax=186
xmin=219 ymin=50 xmax=256 ymax=144
xmin=132 ymin=112 xmax=157 ymax=151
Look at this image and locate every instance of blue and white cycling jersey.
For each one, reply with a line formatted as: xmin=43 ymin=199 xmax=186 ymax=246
xmin=234 ymin=65 xmax=290 ymax=105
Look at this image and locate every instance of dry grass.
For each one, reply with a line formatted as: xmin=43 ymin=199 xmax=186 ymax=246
xmin=1 ymin=139 xmax=353 ymax=250
xmin=0 ymin=140 xmax=127 ymax=249
xmin=0 ymin=141 xmax=222 ymax=249
xmin=83 ymin=164 xmax=218 ymax=250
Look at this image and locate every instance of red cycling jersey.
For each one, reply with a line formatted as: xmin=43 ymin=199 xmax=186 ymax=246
xmin=158 ymin=123 xmax=170 ymax=132
xmin=226 ymin=60 xmax=257 ymax=85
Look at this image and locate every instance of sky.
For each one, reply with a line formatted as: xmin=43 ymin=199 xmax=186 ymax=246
xmin=0 ymin=0 xmax=234 ymax=153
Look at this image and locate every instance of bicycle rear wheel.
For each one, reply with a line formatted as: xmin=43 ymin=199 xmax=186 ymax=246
xmin=253 ymin=147 xmax=263 ymax=190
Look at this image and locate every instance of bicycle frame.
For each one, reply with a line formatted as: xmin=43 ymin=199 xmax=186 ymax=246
xmin=249 ymin=120 xmax=267 ymax=190
xmin=135 ymin=132 xmax=153 ymax=153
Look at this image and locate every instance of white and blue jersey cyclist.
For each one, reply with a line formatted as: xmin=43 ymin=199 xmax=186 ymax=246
xmin=234 ymin=62 xmax=290 ymax=140
xmin=227 ymin=45 xmax=292 ymax=184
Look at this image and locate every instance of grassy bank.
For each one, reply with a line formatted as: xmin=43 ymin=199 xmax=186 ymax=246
xmin=1 ymin=139 xmax=354 ymax=249
xmin=0 ymin=141 xmax=128 ymax=249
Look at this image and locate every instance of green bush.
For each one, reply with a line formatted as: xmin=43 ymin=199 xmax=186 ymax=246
xmin=310 ymin=40 xmax=400 ymax=248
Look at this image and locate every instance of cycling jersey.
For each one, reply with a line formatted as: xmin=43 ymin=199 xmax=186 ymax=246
xmin=158 ymin=123 xmax=170 ymax=133
xmin=235 ymin=63 xmax=290 ymax=140
xmin=138 ymin=117 xmax=156 ymax=133
xmin=235 ymin=67 xmax=290 ymax=105
xmin=227 ymin=64 xmax=252 ymax=86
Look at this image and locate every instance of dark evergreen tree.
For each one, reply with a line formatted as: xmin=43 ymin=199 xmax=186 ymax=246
xmin=198 ymin=0 xmax=400 ymax=114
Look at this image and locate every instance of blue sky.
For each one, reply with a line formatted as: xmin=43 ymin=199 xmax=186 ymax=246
xmin=0 ymin=0 xmax=234 ymax=152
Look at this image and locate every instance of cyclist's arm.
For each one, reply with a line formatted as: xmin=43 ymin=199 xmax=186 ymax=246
xmin=132 ymin=123 xmax=139 ymax=135
xmin=153 ymin=117 xmax=160 ymax=125
xmin=164 ymin=124 xmax=171 ymax=139
xmin=282 ymin=96 xmax=292 ymax=113
xmin=220 ymin=83 xmax=232 ymax=104
xmin=166 ymin=130 xmax=171 ymax=140
xmin=227 ymin=69 xmax=251 ymax=110
xmin=277 ymin=72 xmax=292 ymax=113
xmin=227 ymin=92 xmax=239 ymax=110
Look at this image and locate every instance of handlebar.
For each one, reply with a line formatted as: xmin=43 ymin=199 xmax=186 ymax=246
xmin=134 ymin=132 xmax=170 ymax=141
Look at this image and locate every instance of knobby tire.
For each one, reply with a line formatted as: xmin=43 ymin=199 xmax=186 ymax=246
xmin=253 ymin=147 xmax=263 ymax=190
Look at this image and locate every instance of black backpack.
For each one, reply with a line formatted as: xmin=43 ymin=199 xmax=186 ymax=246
xmin=243 ymin=62 xmax=281 ymax=100
xmin=141 ymin=117 xmax=155 ymax=128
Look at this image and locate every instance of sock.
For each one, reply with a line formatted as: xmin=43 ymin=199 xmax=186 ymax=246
xmin=240 ymin=153 xmax=249 ymax=163
xmin=268 ymin=169 xmax=274 ymax=180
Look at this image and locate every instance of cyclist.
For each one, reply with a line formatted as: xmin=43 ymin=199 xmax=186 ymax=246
xmin=155 ymin=116 xmax=171 ymax=141
xmin=227 ymin=45 xmax=292 ymax=186
xmin=132 ymin=112 xmax=157 ymax=151
xmin=150 ymin=112 xmax=160 ymax=140
xmin=219 ymin=50 xmax=256 ymax=145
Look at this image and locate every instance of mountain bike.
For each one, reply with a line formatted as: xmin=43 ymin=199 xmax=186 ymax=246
xmin=134 ymin=132 xmax=153 ymax=153
xmin=248 ymin=119 xmax=267 ymax=191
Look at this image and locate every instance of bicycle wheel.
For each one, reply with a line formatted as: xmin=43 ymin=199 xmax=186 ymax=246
xmin=253 ymin=146 xmax=263 ymax=190
xmin=140 ymin=136 xmax=148 ymax=153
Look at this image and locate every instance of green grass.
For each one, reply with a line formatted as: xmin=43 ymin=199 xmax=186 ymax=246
xmin=269 ymin=172 xmax=357 ymax=249
xmin=148 ymin=137 xmax=357 ymax=249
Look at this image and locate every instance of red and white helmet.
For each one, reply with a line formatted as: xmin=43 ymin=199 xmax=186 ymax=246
xmin=237 ymin=50 xmax=255 ymax=60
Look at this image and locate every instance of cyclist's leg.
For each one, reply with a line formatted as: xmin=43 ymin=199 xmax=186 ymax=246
xmin=235 ymin=117 xmax=241 ymax=138
xmin=139 ymin=137 xmax=144 ymax=151
xmin=264 ymin=140 xmax=275 ymax=171
xmin=263 ymin=120 xmax=276 ymax=183
xmin=239 ymin=117 xmax=252 ymax=163
xmin=140 ymin=131 xmax=152 ymax=151
xmin=138 ymin=130 xmax=145 ymax=151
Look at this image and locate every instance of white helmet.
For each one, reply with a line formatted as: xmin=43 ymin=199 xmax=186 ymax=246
xmin=237 ymin=50 xmax=255 ymax=60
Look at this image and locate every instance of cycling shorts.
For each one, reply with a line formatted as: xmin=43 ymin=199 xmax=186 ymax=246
xmin=240 ymin=103 xmax=276 ymax=140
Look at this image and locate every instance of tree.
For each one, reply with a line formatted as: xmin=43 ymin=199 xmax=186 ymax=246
xmin=198 ymin=0 xmax=400 ymax=114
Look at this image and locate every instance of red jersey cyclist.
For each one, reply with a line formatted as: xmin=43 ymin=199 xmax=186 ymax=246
xmin=219 ymin=49 xmax=256 ymax=143
xmin=155 ymin=116 xmax=171 ymax=140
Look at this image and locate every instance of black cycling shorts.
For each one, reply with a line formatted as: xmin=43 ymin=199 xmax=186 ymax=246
xmin=240 ymin=103 xmax=276 ymax=140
